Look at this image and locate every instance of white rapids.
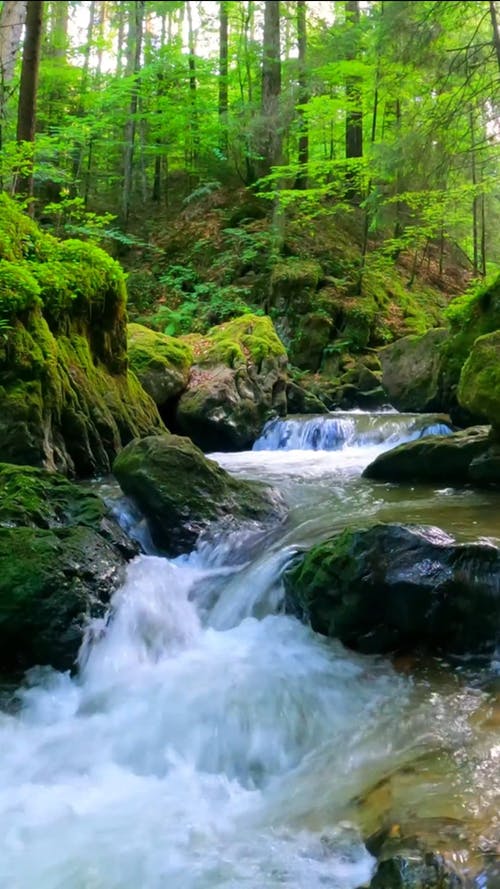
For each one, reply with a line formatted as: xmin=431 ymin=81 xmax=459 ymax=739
xmin=0 ymin=412 xmax=498 ymax=888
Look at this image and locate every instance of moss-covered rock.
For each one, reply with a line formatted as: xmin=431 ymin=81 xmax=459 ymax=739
xmin=362 ymin=427 xmax=489 ymax=484
xmin=379 ymin=328 xmax=448 ymax=411
xmin=128 ymin=322 xmax=193 ymax=406
xmin=176 ymin=314 xmax=288 ymax=450
xmin=289 ymin=312 xmax=333 ymax=372
xmin=270 ymin=258 xmax=322 ymax=313
xmin=0 ymin=463 xmax=137 ymax=672
xmin=285 ymin=523 xmax=500 ymax=655
xmin=0 ymin=196 xmax=164 ymax=475
xmin=113 ymin=434 xmax=287 ymax=555
xmin=458 ymin=331 xmax=500 ymax=432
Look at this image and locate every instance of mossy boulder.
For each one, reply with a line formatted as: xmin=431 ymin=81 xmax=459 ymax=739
xmin=128 ymin=322 xmax=193 ymax=406
xmin=289 ymin=312 xmax=333 ymax=372
xmin=362 ymin=426 xmax=490 ymax=484
xmin=379 ymin=328 xmax=448 ymax=411
xmin=0 ymin=463 xmax=136 ymax=672
xmin=113 ymin=434 xmax=287 ymax=555
xmin=176 ymin=314 xmax=288 ymax=450
xmin=285 ymin=523 xmax=500 ymax=655
xmin=457 ymin=330 xmax=500 ymax=432
xmin=270 ymin=258 xmax=322 ymax=313
xmin=0 ymin=196 xmax=163 ymax=475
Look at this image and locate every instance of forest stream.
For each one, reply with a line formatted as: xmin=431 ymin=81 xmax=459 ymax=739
xmin=0 ymin=412 xmax=499 ymax=889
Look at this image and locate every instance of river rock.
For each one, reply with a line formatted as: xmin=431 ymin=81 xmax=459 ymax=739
xmin=458 ymin=331 xmax=500 ymax=434
xmin=0 ymin=463 xmax=136 ymax=672
xmin=127 ymin=323 xmax=193 ymax=407
xmin=113 ymin=434 xmax=287 ymax=555
xmin=285 ymin=523 xmax=500 ymax=655
xmin=378 ymin=328 xmax=448 ymax=412
xmin=0 ymin=195 xmax=163 ymax=476
xmin=176 ymin=314 xmax=288 ymax=450
xmin=363 ymin=427 xmax=490 ymax=483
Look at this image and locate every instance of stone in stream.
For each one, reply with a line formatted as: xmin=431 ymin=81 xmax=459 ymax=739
xmin=0 ymin=462 xmax=137 ymax=673
xmin=362 ymin=427 xmax=491 ymax=484
xmin=113 ymin=433 xmax=287 ymax=556
xmin=175 ymin=314 xmax=288 ymax=451
xmin=285 ymin=523 xmax=500 ymax=656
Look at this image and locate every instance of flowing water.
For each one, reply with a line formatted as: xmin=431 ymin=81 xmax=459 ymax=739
xmin=1 ymin=412 xmax=500 ymax=888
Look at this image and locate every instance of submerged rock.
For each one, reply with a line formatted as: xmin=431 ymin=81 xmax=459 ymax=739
xmin=113 ymin=434 xmax=287 ymax=555
xmin=0 ymin=463 xmax=136 ymax=672
xmin=285 ymin=523 xmax=500 ymax=655
xmin=363 ymin=427 xmax=490 ymax=484
xmin=175 ymin=314 xmax=288 ymax=451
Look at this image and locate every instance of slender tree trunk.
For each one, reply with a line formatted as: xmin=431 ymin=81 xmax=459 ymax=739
xmin=15 ymin=0 xmax=44 ymax=211
xmin=480 ymin=189 xmax=487 ymax=276
xmin=186 ymin=1 xmax=198 ymax=171
xmin=490 ymin=1 xmax=500 ymax=73
xmin=259 ymin=0 xmax=281 ymax=179
xmin=0 ymin=0 xmax=27 ymax=160
xmin=345 ymin=0 xmax=363 ymax=203
xmin=295 ymin=0 xmax=309 ymax=189
xmin=219 ymin=0 xmax=229 ymax=154
xmin=470 ymin=108 xmax=479 ymax=276
xmin=122 ymin=0 xmax=145 ymax=228
xmin=71 ymin=0 xmax=95 ymax=189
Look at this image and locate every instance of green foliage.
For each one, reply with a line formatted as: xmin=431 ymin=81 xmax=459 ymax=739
xmin=0 ymin=261 xmax=41 ymax=318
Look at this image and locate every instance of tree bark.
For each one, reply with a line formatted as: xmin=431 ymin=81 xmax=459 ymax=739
xmin=122 ymin=0 xmax=145 ymax=228
xmin=219 ymin=0 xmax=229 ymax=154
xmin=186 ymin=0 xmax=199 ymax=169
xmin=0 ymin=0 xmax=27 ymax=159
xmin=345 ymin=0 xmax=363 ymax=202
xmin=15 ymin=0 xmax=44 ymax=210
xmin=489 ymin=1 xmax=500 ymax=73
xmin=295 ymin=0 xmax=308 ymax=189
xmin=259 ymin=0 xmax=281 ymax=178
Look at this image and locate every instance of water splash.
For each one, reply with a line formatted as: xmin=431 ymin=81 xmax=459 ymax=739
xmin=254 ymin=411 xmax=452 ymax=451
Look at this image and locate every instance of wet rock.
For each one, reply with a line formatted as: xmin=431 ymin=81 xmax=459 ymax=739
xmin=176 ymin=314 xmax=288 ymax=451
xmin=127 ymin=323 xmax=192 ymax=407
xmin=0 ymin=463 xmax=137 ymax=672
xmin=378 ymin=328 xmax=448 ymax=412
xmin=286 ymin=381 xmax=329 ymax=414
xmin=113 ymin=434 xmax=287 ymax=555
xmin=363 ymin=427 xmax=489 ymax=484
xmin=285 ymin=523 xmax=500 ymax=655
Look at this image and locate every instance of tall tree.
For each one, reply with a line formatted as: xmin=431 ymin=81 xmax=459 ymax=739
xmin=0 ymin=1 xmax=27 ymax=152
xmin=259 ymin=0 xmax=281 ymax=178
xmin=122 ymin=0 xmax=145 ymax=227
xmin=295 ymin=0 xmax=308 ymax=189
xmin=15 ymin=0 xmax=44 ymax=210
xmin=345 ymin=0 xmax=363 ymax=202
xmin=219 ymin=0 xmax=229 ymax=154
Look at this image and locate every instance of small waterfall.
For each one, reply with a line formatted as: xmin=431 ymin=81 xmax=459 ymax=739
xmin=253 ymin=412 xmax=453 ymax=451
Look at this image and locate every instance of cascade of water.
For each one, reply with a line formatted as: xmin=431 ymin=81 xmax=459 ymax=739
xmin=253 ymin=411 xmax=453 ymax=451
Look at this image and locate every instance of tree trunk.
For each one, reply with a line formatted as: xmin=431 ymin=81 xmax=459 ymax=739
xmin=186 ymin=0 xmax=199 ymax=170
xmin=15 ymin=0 xmax=44 ymax=211
xmin=295 ymin=0 xmax=308 ymax=189
xmin=490 ymin=1 xmax=500 ymax=73
xmin=259 ymin=0 xmax=281 ymax=178
xmin=219 ymin=0 xmax=229 ymax=154
xmin=345 ymin=0 xmax=363 ymax=202
xmin=0 ymin=0 xmax=27 ymax=158
xmin=122 ymin=0 xmax=145 ymax=228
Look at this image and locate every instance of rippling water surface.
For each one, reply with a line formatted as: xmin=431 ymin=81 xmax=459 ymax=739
xmin=1 ymin=413 xmax=499 ymax=888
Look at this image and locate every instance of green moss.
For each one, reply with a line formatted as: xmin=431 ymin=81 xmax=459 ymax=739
xmin=0 ymin=259 xmax=41 ymax=318
xmin=271 ymin=258 xmax=322 ymax=294
xmin=458 ymin=330 xmax=500 ymax=428
xmin=0 ymin=463 xmax=105 ymax=529
xmin=185 ymin=314 xmax=286 ymax=368
xmin=128 ymin=323 xmax=193 ymax=374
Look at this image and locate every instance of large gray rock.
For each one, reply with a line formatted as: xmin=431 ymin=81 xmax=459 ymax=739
xmin=379 ymin=328 xmax=448 ymax=411
xmin=113 ymin=434 xmax=287 ymax=555
xmin=176 ymin=315 xmax=288 ymax=451
xmin=0 ymin=463 xmax=136 ymax=672
xmin=285 ymin=523 xmax=500 ymax=655
xmin=363 ymin=427 xmax=490 ymax=484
